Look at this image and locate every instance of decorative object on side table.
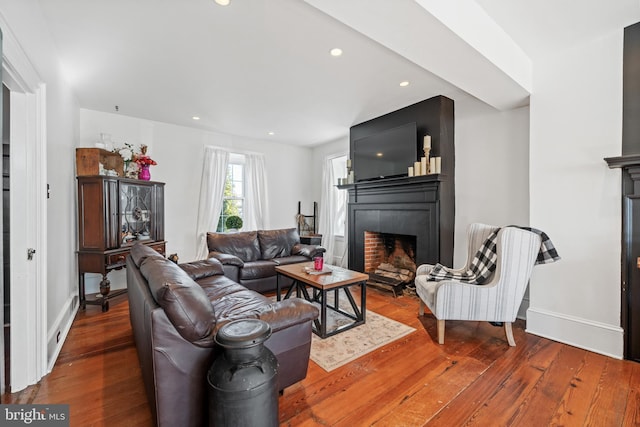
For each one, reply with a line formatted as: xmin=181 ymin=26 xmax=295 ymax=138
xmin=113 ymin=141 xmax=138 ymax=178
xmin=134 ymin=145 xmax=157 ymax=180
xmin=112 ymin=142 xmax=157 ymax=179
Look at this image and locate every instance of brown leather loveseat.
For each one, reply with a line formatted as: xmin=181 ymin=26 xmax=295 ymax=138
xmin=207 ymin=228 xmax=325 ymax=293
xmin=126 ymin=243 xmax=319 ymax=427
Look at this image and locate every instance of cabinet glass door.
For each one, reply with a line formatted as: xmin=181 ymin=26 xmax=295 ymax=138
xmin=119 ymin=182 xmax=155 ymax=245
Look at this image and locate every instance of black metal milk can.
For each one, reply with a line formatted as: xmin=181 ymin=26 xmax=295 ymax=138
xmin=208 ymin=319 xmax=278 ymax=427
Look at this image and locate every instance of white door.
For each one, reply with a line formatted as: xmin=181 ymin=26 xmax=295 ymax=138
xmin=2 ymin=21 xmax=48 ymax=391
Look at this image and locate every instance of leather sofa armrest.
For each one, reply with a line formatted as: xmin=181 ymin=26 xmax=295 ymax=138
xmin=179 ymin=258 xmax=225 ymax=280
xmin=258 ymin=298 xmax=320 ymax=333
xmin=292 ymin=243 xmax=326 ymax=260
xmin=208 ymin=251 xmax=245 ymax=267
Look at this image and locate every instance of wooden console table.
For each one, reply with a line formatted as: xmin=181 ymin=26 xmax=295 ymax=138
xmin=78 ymin=241 xmax=165 ymax=312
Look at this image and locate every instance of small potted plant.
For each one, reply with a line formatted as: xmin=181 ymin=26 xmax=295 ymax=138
xmin=225 ymin=215 xmax=243 ymax=232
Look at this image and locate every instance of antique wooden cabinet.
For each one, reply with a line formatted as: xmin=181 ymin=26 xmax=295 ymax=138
xmin=77 ymin=176 xmax=165 ymax=311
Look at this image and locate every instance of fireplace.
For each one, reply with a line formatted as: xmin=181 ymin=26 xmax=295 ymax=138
xmin=364 ymin=231 xmax=417 ymax=296
xmin=344 ymin=176 xmax=452 ymax=274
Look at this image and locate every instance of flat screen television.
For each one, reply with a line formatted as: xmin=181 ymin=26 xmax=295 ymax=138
xmin=353 ymin=122 xmax=417 ymax=182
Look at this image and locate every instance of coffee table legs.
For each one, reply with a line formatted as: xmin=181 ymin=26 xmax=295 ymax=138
xmin=275 ymin=273 xmax=367 ymax=338
xmin=303 ymin=282 xmax=366 ymax=338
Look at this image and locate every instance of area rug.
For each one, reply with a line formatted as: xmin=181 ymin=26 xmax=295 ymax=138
xmin=309 ymin=308 xmax=415 ymax=372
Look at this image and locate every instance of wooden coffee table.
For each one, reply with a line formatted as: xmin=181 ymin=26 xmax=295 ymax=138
xmin=275 ymin=262 xmax=369 ymax=338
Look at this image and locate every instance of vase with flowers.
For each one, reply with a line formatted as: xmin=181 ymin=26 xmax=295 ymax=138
xmin=113 ymin=142 xmax=138 ymax=178
xmin=134 ymin=145 xmax=157 ymax=180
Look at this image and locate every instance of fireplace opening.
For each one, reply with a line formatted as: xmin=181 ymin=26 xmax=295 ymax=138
xmin=364 ymin=231 xmax=417 ymax=297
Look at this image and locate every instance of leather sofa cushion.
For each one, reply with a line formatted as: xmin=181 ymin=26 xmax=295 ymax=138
xmin=130 ymin=242 xmax=165 ymax=267
xmin=272 ymin=255 xmax=310 ymax=266
xmin=179 ymin=258 xmax=225 ymax=280
xmin=258 ymin=228 xmax=300 ymax=260
xmin=239 ymin=260 xmax=277 ymax=281
xmin=207 ymin=231 xmax=261 ymax=262
xmin=292 ymin=243 xmax=326 ymax=259
xmin=138 ymin=249 xmax=216 ymax=346
xmin=204 ymin=282 xmax=272 ymax=328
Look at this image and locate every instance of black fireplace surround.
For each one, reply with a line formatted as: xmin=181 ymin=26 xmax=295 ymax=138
xmin=346 ymin=175 xmax=447 ymax=273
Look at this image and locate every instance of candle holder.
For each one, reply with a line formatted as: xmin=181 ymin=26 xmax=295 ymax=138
xmin=423 ymin=148 xmax=431 ymax=174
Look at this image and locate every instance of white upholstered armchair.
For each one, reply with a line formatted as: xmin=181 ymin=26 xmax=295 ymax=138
xmin=415 ymin=223 xmax=542 ymax=346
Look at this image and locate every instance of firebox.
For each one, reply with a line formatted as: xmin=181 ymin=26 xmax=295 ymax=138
xmin=364 ymin=231 xmax=417 ymax=296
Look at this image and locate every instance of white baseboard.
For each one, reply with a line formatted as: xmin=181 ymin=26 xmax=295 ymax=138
xmin=46 ymin=294 xmax=79 ymax=372
xmin=526 ymin=307 xmax=623 ymax=359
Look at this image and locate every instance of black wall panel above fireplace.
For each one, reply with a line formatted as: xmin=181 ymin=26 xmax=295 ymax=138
xmin=344 ymin=96 xmax=455 ymax=272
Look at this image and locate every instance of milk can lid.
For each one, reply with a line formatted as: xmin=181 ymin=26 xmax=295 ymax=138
xmin=215 ymin=319 xmax=272 ymax=348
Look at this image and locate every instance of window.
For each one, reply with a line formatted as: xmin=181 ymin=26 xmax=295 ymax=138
xmin=217 ymin=154 xmax=245 ymax=231
xmin=331 ymin=155 xmax=347 ymax=236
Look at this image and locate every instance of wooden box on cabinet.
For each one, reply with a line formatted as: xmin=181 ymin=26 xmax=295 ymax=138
xmin=76 ymin=176 xmax=165 ymax=311
xmin=76 ymin=148 xmax=124 ymax=177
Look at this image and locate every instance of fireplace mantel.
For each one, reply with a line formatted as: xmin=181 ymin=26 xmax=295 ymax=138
xmin=606 ymin=153 xmax=640 ymax=360
xmin=344 ymin=175 xmax=453 ymax=273
xmin=338 ymin=174 xmax=444 ymax=203
xmin=605 ymin=154 xmax=640 ymax=169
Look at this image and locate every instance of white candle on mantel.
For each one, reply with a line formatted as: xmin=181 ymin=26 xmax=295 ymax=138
xmin=423 ymin=135 xmax=431 ymax=150
xmin=429 ymin=157 xmax=436 ymax=174
xmin=435 ymin=157 xmax=442 ymax=174
xmin=408 ymin=166 xmax=414 ymax=177
xmin=421 ymin=157 xmax=428 ymax=175
xmin=414 ymin=161 xmax=421 ymax=176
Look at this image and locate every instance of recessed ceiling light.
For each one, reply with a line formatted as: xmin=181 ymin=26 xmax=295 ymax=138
xmin=214 ymin=0 xmax=230 ymax=5
xmin=192 ymin=116 xmax=200 ymax=120
xmin=330 ymin=48 xmax=343 ymax=57
xmin=268 ymin=131 xmax=275 ymax=136
xmin=399 ymin=81 xmax=410 ymax=87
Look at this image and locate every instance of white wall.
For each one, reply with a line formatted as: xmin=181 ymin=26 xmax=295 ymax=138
xmin=79 ymin=109 xmax=315 ymax=292
xmin=0 ymin=0 xmax=80 ymax=370
xmin=454 ymin=101 xmax=530 ymax=267
xmin=528 ymin=30 xmax=623 ymax=358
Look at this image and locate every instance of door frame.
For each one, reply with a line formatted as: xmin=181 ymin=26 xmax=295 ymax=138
xmin=1 ymin=17 xmax=48 ymax=390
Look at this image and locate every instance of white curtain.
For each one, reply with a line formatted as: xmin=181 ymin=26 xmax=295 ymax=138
xmin=244 ymin=153 xmax=269 ymax=231
xmin=195 ymin=146 xmax=229 ymax=259
xmin=318 ymin=155 xmax=348 ymax=267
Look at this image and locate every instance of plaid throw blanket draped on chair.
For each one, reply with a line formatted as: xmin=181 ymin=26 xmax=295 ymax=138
xmin=425 ymin=226 xmax=560 ymax=284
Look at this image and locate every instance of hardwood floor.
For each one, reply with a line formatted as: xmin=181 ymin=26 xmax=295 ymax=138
xmin=3 ymin=288 xmax=640 ymax=426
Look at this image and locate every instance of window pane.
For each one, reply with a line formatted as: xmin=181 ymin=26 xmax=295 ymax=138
xmin=232 ymin=164 xmax=243 ymax=181
xmin=331 ymin=155 xmax=347 ymax=236
xmin=231 ymin=181 xmax=243 ymax=197
xmin=218 ymin=161 xmax=245 ymax=231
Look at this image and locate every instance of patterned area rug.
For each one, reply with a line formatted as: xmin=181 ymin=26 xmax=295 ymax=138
xmin=309 ymin=306 xmax=415 ymax=372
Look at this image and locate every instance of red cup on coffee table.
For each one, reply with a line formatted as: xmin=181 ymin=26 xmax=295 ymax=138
xmin=313 ymin=256 xmax=324 ymax=271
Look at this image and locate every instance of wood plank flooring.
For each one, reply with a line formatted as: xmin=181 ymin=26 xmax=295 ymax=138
xmin=3 ymin=288 xmax=640 ymax=426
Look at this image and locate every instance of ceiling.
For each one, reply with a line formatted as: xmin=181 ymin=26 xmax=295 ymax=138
xmin=36 ymin=0 xmax=640 ymax=146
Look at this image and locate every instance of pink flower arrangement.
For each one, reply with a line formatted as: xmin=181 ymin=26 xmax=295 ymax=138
xmin=134 ymin=154 xmax=157 ymax=167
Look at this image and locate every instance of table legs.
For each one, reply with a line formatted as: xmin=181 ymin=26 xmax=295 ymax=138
xmin=278 ymin=278 xmax=366 ymax=338
xmin=78 ymin=271 xmax=124 ymax=312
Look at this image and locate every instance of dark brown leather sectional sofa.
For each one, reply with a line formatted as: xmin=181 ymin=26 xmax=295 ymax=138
xmin=126 ymin=243 xmax=319 ymax=427
xmin=207 ymin=228 xmax=325 ymax=293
